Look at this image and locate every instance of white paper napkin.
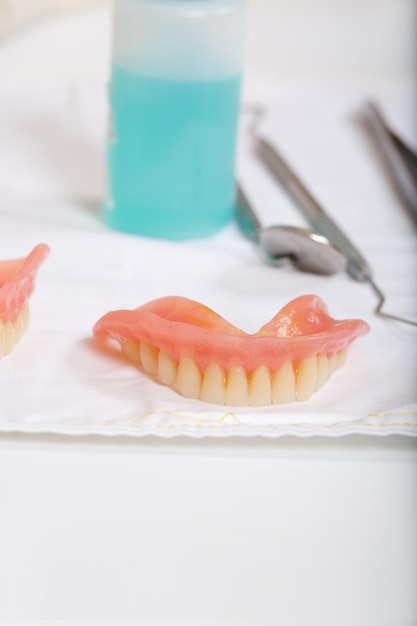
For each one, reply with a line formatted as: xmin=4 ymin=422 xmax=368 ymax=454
xmin=0 ymin=79 xmax=416 ymax=437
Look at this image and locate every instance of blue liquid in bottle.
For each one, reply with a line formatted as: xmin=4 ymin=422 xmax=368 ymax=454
xmin=103 ymin=66 xmax=241 ymax=240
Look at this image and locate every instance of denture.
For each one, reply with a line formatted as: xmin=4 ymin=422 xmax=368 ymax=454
xmin=93 ymin=295 xmax=370 ymax=406
xmin=0 ymin=244 xmax=49 ymax=358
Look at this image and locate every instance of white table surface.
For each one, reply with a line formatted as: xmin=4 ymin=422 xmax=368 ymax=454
xmin=0 ymin=3 xmax=416 ymax=623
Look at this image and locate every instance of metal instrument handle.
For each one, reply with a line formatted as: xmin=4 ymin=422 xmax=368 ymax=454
xmin=256 ymin=137 xmax=373 ymax=282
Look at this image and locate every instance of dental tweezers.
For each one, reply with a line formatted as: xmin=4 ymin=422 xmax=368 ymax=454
xmin=363 ymin=100 xmax=417 ymax=219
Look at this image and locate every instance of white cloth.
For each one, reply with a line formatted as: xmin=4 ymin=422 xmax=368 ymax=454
xmin=0 ymin=79 xmax=416 ymax=437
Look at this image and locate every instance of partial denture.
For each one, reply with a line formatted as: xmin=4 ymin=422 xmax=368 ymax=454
xmin=0 ymin=244 xmax=49 ymax=358
xmin=93 ymin=295 xmax=370 ymax=406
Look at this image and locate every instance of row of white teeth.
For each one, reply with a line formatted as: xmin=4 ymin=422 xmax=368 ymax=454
xmin=0 ymin=305 xmax=29 ymax=358
xmin=121 ymin=339 xmax=347 ymax=406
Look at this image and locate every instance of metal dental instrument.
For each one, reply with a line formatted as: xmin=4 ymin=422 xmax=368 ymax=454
xmin=253 ymin=127 xmax=417 ymax=327
xmin=363 ymin=100 xmax=417 ymax=219
xmin=235 ymin=184 xmax=346 ymax=275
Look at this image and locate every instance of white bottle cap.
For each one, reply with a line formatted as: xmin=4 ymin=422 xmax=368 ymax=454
xmin=112 ymin=0 xmax=246 ymax=80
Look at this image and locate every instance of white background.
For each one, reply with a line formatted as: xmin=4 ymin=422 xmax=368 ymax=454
xmin=0 ymin=0 xmax=416 ymax=83
xmin=0 ymin=1 xmax=416 ymax=624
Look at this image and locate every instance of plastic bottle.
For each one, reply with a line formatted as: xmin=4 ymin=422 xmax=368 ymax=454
xmin=103 ymin=0 xmax=246 ymax=240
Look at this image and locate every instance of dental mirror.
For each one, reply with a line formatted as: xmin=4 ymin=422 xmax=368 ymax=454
xmin=258 ymin=225 xmax=346 ymax=275
xmin=235 ymin=183 xmax=346 ymax=276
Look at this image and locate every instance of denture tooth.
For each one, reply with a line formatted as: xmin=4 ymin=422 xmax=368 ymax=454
xmin=0 ymin=323 xmax=5 ymax=358
xmin=21 ymin=304 xmax=30 ymax=333
xmin=14 ymin=304 xmax=30 ymax=345
xmin=158 ymin=351 xmax=177 ymax=386
xmin=12 ymin=317 xmax=22 ymax=341
xmin=249 ymin=365 xmax=272 ymax=406
xmin=139 ymin=341 xmax=159 ymax=375
xmin=4 ymin=321 xmax=16 ymax=355
xmin=225 ymin=365 xmax=249 ymax=406
xmin=327 ymin=353 xmax=338 ymax=378
xmin=176 ymin=356 xmax=201 ymax=399
xmin=336 ymin=349 xmax=347 ymax=368
xmin=122 ymin=339 xmax=141 ymax=363
xmin=201 ymin=362 xmax=226 ymax=405
xmin=0 ymin=306 xmax=31 ymax=359
xmin=272 ymin=361 xmax=296 ymax=404
xmin=295 ymin=354 xmax=318 ymax=401
xmin=316 ymin=353 xmax=329 ymax=390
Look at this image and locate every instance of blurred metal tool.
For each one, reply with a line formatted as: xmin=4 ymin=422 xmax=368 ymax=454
xmin=235 ymin=184 xmax=346 ymax=275
xmin=252 ymin=121 xmax=417 ymax=327
xmin=363 ymin=100 xmax=417 ymax=218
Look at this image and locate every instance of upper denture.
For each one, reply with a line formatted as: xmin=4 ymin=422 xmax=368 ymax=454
xmin=0 ymin=244 xmax=49 ymax=357
xmin=0 ymin=243 xmax=49 ymax=323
